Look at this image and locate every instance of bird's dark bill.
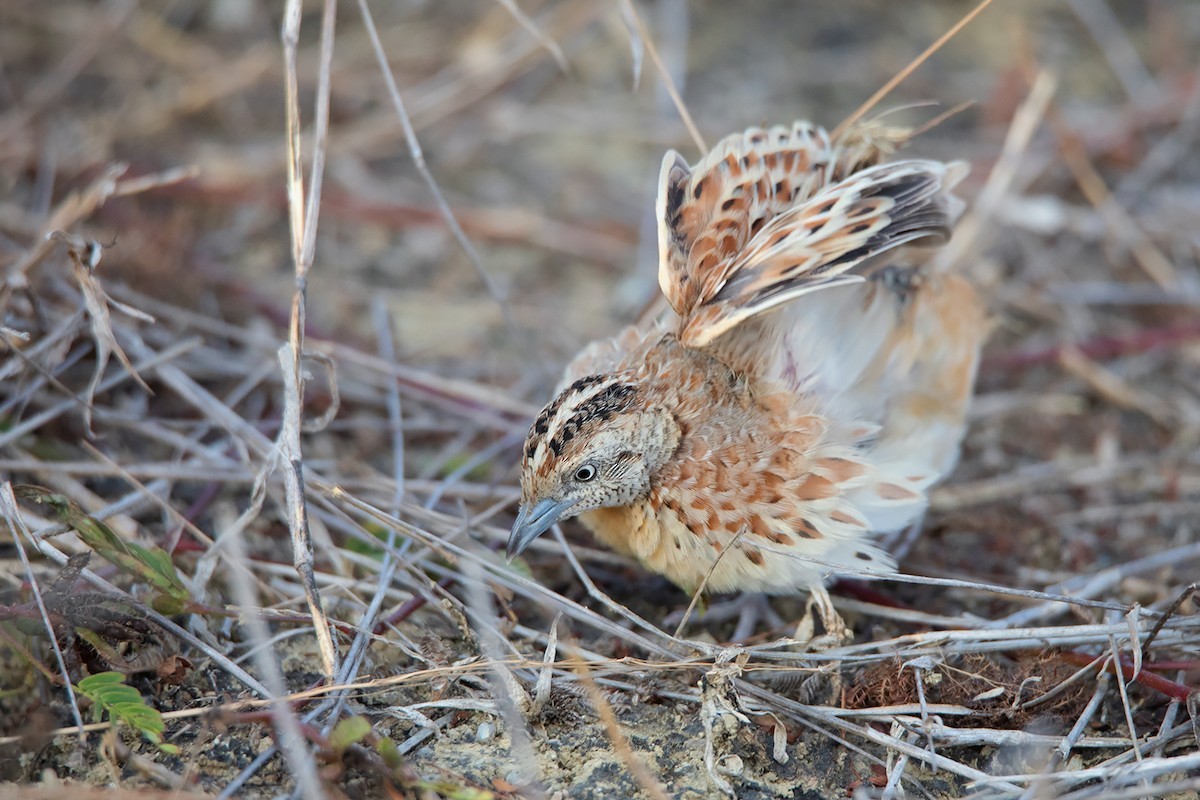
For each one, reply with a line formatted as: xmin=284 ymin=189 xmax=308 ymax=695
xmin=506 ymin=497 xmax=576 ymax=561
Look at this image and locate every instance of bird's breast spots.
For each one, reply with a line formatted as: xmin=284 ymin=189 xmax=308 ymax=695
xmin=876 ymin=482 xmax=918 ymax=501
xmin=794 ymin=474 xmax=836 ymax=501
xmin=829 ymin=510 xmax=867 ymax=529
xmin=815 ymin=457 xmax=865 ymax=482
xmin=760 ymin=470 xmax=785 ymax=490
xmin=795 ymin=518 xmax=820 ymax=539
xmin=748 ymin=515 xmax=772 ymax=538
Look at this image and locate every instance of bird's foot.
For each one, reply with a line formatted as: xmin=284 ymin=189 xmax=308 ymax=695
xmin=793 ymin=585 xmax=851 ymax=650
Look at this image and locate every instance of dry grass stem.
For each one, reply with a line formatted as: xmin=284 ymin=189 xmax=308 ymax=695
xmin=1 ymin=1 xmax=1196 ymax=796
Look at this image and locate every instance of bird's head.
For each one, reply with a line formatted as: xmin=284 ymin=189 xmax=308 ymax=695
xmin=507 ymin=375 xmax=680 ymax=560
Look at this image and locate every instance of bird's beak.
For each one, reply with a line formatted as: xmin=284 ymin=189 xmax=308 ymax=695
xmin=507 ymin=497 xmax=576 ymax=561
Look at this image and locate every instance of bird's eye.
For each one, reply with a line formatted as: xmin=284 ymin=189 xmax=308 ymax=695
xmin=573 ymin=464 xmax=597 ymax=482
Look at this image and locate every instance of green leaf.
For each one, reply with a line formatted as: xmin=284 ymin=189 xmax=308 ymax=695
xmin=78 ymin=672 xmax=126 ymax=689
xmin=16 ymin=485 xmax=188 ymax=603
xmin=329 ymin=715 xmax=373 ymax=753
xmin=151 ymin=594 xmax=186 ymax=615
xmin=376 ymin=734 xmax=402 ymax=769
xmin=75 ymin=671 xmax=176 ymax=754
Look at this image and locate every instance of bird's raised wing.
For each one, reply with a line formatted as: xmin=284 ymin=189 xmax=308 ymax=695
xmin=656 ymin=122 xmax=837 ymax=323
xmin=656 ymin=122 xmax=965 ymax=350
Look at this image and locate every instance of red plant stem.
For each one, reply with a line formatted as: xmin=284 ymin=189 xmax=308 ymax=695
xmin=1059 ymin=650 xmax=1194 ymax=701
xmin=1140 ymin=660 xmax=1200 ymax=672
xmin=832 ymin=579 xmax=913 ymax=611
xmin=373 ymin=576 xmax=456 ymax=635
xmin=984 ymin=319 xmax=1200 ymax=372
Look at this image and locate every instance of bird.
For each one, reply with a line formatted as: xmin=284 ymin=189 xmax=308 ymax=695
xmin=507 ymin=119 xmax=986 ymax=623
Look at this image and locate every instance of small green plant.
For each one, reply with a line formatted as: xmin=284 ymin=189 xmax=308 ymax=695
xmin=76 ymin=671 xmax=178 ymax=753
xmin=15 ymin=485 xmax=189 ymax=614
xmin=328 ymin=714 xmax=373 ymax=754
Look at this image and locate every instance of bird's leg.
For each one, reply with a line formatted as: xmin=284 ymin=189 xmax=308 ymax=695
xmin=730 ymin=593 xmax=783 ymax=643
xmin=664 ymin=592 xmax=785 ymax=642
xmin=794 ymin=584 xmax=851 ymax=650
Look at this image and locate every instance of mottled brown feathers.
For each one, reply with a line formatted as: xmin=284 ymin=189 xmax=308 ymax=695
xmin=511 ymin=118 xmax=986 ymax=599
xmin=662 ymin=154 xmax=960 ymax=348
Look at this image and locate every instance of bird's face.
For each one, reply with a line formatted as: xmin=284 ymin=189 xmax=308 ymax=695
xmin=507 ymin=375 xmax=679 ymax=560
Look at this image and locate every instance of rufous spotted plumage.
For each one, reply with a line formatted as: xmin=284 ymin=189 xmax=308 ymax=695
xmin=508 ymin=120 xmax=985 ymax=600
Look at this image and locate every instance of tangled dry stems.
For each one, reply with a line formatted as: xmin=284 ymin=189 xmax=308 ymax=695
xmin=1 ymin=1 xmax=1199 ymax=798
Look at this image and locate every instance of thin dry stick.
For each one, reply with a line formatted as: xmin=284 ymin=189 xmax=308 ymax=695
xmin=356 ymin=0 xmax=520 ymax=337
xmin=548 ymin=524 xmax=702 ymax=653
xmin=987 ymin=750 xmax=1200 ymax=790
xmin=222 ymin=519 xmax=328 ymax=800
xmin=277 ymin=345 xmax=338 ymax=677
xmin=996 ymin=543 xmax=1200 ymax=629
xmin=279 ymin=0 xmax=340 ymax=680
xmin=307 ymin=306 xmax=412 ymax=735
xmin=492 ymin=0 xmax=568 ymax=71
xmin=111 ymin=165 xmax=201 ymax=198
xmin=372 ymin=298 xmax=406 ymax=511
xmin=1066 ymin=0 xmax=1156 ymax=101
xmin=882 ymin=729 xmax=918 ymax=800
xmin=532 ymin=613 xmax=562 ymax=714
xmin=1059 ymin=778 xmax=1200 ymax=800
xmin=1048 ymin=102 xmax=1180 ymax=288
xmin=338 ymin=492 xmax=681 ymax=658
xmin=1059 ymin=346 xmax=1174 ymax=427
xmin=78 ymin=439 xmax=220 ymax=558
xmin=832 ymin=0 xmax=997 ymax=139
xmin=1140 ymin=582 xmax=1198 ymax=656
xmin=671 ymin=526 xmax=750 ymax=639
xmin=0 ymin=483 xmax=87 ymax=740
xmin=52 ymin=232 xmax=155 ymax=433
xmin=1107 ymin=635 xmax=1144 ymax=766
xmin=3 ymin=163 xmax=127 ymax=299
xmin=111 ymin=282 xmax=540 ymax=421
xmin=933 ymin=68 xmax=1057 ymax=273
xmin=616 ymin=0 xmax=706 ymax=154
xmin=461 ymin=559 xmax=545 ymax=799
xmin=752 ymin=687 xmax=1022 ymax=792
